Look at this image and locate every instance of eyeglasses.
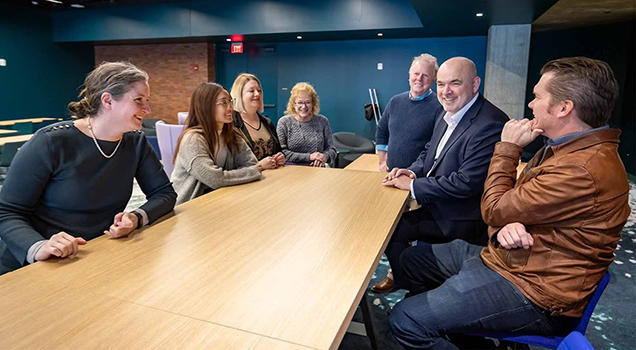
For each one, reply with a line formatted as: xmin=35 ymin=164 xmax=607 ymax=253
xmin=216 ymin=98 xmax=235 ymax=108
xmin=294 ymin=101 xmax=312 ymax=106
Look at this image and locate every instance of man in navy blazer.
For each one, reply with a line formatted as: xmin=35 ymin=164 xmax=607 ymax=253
xmin=376 ymin=57 xmax=509 ymax=292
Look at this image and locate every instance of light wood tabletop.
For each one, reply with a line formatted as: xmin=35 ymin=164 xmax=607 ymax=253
xmin=0 ymin=166 xmax=408 ymax=350
xmin=346 ymin=153 xmax=529 ymax=178
xmin=0 ymin=134 xmax=32 ymax=146
xmin=344 ymin=153 xmax=380 ymax=172
xmin=0 ymin=117 xmax=58 ymax=126
xmin=0 ymin=275 xmax=312 ymax=350
xmin=0 ymin=129 xmax=18 ymax=135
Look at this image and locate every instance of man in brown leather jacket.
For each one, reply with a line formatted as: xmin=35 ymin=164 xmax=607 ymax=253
xmin=389 ymin=57 xmax=630 ymax=350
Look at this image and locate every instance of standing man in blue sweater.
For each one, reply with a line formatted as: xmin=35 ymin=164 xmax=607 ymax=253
xmin=375 ymin=54 xmax=444 ymax=172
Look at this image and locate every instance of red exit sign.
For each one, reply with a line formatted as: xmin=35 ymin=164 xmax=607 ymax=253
xmin=231 ymin=43 xmax=244 ymax=54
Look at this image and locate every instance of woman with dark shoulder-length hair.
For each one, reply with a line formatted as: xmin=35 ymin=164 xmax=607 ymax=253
xmin=0 ymin=61 xmax=177 ymax=275
xmin=171 ymin=82 xmax=277 ymax=205
xmin=230 ymin=73 xmax=284 ymax=166
xmin=277 ymin=82 xmax=337 ymax=167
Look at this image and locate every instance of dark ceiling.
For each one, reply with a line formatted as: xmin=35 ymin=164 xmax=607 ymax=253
xmin=2 ymin=0 xmax=633 ymax=43
xmin=409 ymin=0 xmax=559 ymax=37
xmin=1 ymin=0 xmax=187 ymax=10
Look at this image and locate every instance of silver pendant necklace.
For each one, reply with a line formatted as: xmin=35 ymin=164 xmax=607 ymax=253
xmin=87 ymin=117 xmax=122 ymax=159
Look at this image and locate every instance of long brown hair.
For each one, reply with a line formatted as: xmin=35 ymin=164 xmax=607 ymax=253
xmin=174 ymin=82 xmax=242 ymax=163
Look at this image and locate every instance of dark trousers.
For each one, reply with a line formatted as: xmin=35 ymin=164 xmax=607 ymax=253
xmin=389 ymin=240 xmax=573 ymax=350
xmin=386 ymin=207 xmax=485 ymax=289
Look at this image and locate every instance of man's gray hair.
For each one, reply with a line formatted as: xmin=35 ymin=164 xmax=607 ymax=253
xmin=411 ymin=53 xmax=439 ymax=74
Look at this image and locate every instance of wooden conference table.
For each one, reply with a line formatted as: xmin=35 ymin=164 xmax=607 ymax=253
xmin=0 ymin=129 xmax=18 ymax=135
xmin=346 ymin=153 xmax=529 ymax=176
xmin=0 ymin=134 xmax=33 ymax=146
xmin=0 ymin=166 xmax=409 ymax=350
xmin=344 ymin=154 xmax=380 ymax=172
xmin=0 ymin=117 xmax=58 ymax=127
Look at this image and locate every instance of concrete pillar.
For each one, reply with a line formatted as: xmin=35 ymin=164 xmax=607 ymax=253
xmin=484 ymin=24 xmax=531 ymax=120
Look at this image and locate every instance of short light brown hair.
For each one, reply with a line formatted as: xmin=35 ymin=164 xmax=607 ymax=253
xmin=230 ymin=73 xmax=264 ymax=114
xmin=540 ymin=57 xmax=619 ymax=128
xmin=411 ymin=53 xmax=439 ymax=75
xmin=284 ymin=82 xmax=320 ymax=116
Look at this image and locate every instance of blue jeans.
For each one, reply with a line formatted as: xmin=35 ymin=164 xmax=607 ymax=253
xmin=389 ymin=240 xmax=573 ymax=350
xmin=386 ymin=208 xmax=486 ymax=290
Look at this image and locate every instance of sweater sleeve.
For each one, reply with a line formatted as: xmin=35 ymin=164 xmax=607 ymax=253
xmin=0 ymin=132 xmax=55 ymax=266
xmin=180 ymin=132 xmax=261 ymax=189
xmin=277 ymin=117 xmax=311 ymax=163
xmin=134 ymin=134 xmax=177 ymax=224
xmin=375 ymin=99 xmax=392 ymax=150
xmin=321 ymin=117 xmax=337 ymax=163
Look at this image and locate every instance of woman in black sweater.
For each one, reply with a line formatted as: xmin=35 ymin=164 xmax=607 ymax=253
xmin=0 ymin=62 xmax=176 ymax=275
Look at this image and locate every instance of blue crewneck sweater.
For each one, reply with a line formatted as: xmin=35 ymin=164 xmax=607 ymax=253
xmin=375 ymin=91 xmax=443 ymax=169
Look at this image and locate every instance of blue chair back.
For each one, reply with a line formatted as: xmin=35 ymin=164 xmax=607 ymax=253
xmin=573 ymin=272 xmax=610 ymax=334
xmin=557 ymin=331 xmax=594 ymax=350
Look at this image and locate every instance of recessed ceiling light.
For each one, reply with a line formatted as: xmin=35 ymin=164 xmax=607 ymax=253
xmin=297 ymin=36 xmax=303 ymax=40
xmin=71 ymin=3 xmax=84 ymax=8
xmin=377 ymin=33 xmax=383 ymax=37
xmin=476 ymin=13 xmax=484 ymax=17
xmin=31 ymin=0 xmax=38 ymax=4
xmin=226 ymin=38 xmax=231 ymax=42
xmin=45 ymin=0 xmax=63 ymax=4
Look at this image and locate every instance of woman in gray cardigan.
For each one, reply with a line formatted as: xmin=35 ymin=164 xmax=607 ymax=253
xmin=172 ymin=83 xmax=278 ymax=205
xmin=277 ymin=82 xmax=337 ymax=167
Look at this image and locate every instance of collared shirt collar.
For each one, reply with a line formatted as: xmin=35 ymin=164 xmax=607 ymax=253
xmin=442 ymin=93 xmax=479 ymax=126
xmin=546 ymin=125 xmax=610 ymax=147
xmin=409 ymin=89 xmax=433 ymax=101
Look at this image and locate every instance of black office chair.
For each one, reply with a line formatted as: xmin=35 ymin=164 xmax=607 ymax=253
xmin=332 ymin=132 xmax=375 ymax=168
xmin=0 ymin=141 xmax=27 ymax=168
xmin=141 ymin=118 xmax=165 ymax=137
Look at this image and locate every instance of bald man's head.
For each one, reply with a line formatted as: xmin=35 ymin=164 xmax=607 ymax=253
xmin=436 ymin=57 xmax=481 ymax=114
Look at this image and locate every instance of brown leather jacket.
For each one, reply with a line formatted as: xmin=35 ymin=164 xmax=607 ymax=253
xmin=480 ymin=129 xmax=630 ymax=317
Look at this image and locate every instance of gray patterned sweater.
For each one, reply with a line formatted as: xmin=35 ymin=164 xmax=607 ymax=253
xmin=276 ymin=114 xmax=337 ymax=164
xmin=171 ymin=130 xmax=261 ymax=205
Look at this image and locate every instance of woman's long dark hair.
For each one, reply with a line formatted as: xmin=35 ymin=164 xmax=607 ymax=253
xmin=174 ymin=82 xmax=242 ymax=163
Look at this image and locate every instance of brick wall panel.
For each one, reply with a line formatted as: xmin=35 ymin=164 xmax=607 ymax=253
xmin=95 ymin=43 xmax=215 ymax=124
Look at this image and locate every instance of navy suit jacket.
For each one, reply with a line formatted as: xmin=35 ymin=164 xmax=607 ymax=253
xmin=407 ymin=94 xmax=508 ymax=241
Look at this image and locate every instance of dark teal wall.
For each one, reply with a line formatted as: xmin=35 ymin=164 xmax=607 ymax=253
xmin=52 ymin=0 xmax=422 ymax=42
xmin=0 ymin=5 xmax=94 ymax=121
xmin=217 ymin=36 xmax=488 ymax=140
